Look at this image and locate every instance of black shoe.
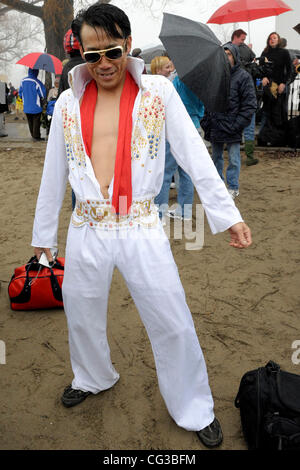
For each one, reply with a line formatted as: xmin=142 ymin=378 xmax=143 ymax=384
xmin=196 ymin=418 xmax=223 ymax=448
xmin=61 ymin=384 xmax=92 ymax=408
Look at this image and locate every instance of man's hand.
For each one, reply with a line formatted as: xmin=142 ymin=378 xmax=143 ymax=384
xmin=278 ymin=83 xmax=285 ymax=94
xmin=228 ymin=222 xmax=252 ymax=249
xmin=34 ymin=247 xmax=54 ymax=263
xmin=262 ymin=77 xmax=269 ymax=87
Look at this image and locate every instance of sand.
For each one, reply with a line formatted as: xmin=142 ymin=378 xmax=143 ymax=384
xmin=0 ymin=116 xmax=300 ymax=450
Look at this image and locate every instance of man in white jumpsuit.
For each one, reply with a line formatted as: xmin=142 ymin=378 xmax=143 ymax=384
xmin=32 ymin=3 xmax=252 ymax=448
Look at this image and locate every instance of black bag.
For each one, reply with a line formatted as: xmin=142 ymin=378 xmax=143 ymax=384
xmin=286 ymin=116 xmax=300 ymax=149
xmin=257 ymin=118 xmax=287 ymax=147
xmin=235 ymin=361 xmax=300 ymax=450
xmin=257 ymin=88 xmax=287 ymax=147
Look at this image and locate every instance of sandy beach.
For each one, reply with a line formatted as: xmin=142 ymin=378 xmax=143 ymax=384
xmin=0 ymin=113 xmax=299 ymax=450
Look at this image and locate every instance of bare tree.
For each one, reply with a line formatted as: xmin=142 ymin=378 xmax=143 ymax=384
xmin=0 ymin=1 xmax=79 ymax=60
xmin=0 ymin=0 xmax=182 ymax=63
xmin=0 ymin=11 xmax=43 ymax=63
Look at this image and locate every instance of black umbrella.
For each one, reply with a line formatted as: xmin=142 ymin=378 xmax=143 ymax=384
xmin=159 ymin=13 xmax=231 ymax=112
xmin=293 ymin=23 xmax=300 ymax=35
xmin=140 ymin=44 xmax=166 ymax=64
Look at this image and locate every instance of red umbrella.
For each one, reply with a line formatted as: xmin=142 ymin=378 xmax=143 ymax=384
xmin=207 ymin=0 xmax=292 ymax=42
xmin=16 ymin=52 xmax=63 ymax=75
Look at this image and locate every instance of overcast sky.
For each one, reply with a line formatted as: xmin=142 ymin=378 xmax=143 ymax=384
xmin=5 ymin=0 xmax=280 ymax=87
xmin=118 ymin=0 xmax=276 ymax=55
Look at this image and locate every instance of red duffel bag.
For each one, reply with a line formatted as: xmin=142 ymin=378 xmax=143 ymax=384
xmin=8 ymin=256 xmax=65 ymax=310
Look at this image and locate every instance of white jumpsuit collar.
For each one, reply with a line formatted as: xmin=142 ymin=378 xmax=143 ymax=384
xmin=68 ymin=56 xmax=146 ymax=100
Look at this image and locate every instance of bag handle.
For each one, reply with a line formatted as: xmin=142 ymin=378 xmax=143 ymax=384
xmin=26 ymin=256 xmax=64 ymax=273
xmin=265 ymin=360 xmax=281 ymax=374
xmin=49 ymin=266 xmax=63 ymax=302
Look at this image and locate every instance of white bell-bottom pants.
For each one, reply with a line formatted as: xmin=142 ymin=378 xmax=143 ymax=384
xmin=62 ymin=223 xmax=214 ymax=431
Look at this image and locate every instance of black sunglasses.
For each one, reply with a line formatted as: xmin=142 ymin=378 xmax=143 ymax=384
xmin=83 ymin=41 xmax=126 ymax=64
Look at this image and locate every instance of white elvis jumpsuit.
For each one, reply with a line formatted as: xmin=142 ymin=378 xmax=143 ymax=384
xmin=32 ymin=57 xmax=243 ymax=432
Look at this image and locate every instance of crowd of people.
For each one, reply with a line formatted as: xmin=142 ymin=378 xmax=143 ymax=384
xmin=1 ymin=2 xmax=299 ymax=449
xmin=148 ymin=28 xmax=299 ymax=204
xmin=0 ymin=27 xmax=84 ymax=142
xmin=0 ymin=82 xmax=25 ymax=137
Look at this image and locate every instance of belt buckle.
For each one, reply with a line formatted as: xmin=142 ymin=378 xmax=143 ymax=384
xmin=96 ymin=206 xmax=105 ymax=222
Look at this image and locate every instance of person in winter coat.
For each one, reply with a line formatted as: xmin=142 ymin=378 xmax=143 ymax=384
xmin=258 ymin=32 xmax=292 ymax=146
xmin=201 ymin=43 xmax=257 ymax=199
xmin=19 ymin=68 xmax=46 ymax=141
xmin=260 ymin=32 xmax=292 ymax=105
xmin=57 ymin=29 xmax=85 ymax=98
xmin=0 ymin=81 xmax=9 ymax=137
xmin=226 ymin=29 xmax=259 ymax=166
xmin=57 ymin=28 xmax=85 ymax=210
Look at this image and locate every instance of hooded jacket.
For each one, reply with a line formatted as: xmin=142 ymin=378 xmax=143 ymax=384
xmin=19 ymin=68 xmax=46 ymax=114
xmin=201 ymin=43 xmax=257 ymax=143
xmin=172 ymin=76 xmax=204 ymax=128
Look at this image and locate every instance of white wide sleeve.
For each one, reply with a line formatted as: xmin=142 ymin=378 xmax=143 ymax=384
xmin=164 ymin=83 xmax=243 ymax=234
xmin=31 ymin=98 xmax=69 ymax=248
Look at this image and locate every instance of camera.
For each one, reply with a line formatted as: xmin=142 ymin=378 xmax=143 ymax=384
xmin=245 ymin=57 xmax=273 ymax=80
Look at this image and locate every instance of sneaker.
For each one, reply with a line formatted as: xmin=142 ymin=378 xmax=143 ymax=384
xmin=170 ymin=182 xmax=176 ymax=189
xmin=196 ymin=417 xmax=223 ymax=448
xmin=228 ymin=189 xmax=239 ymax=199
xmin=61 ymin=384 xmax=92 ymax=408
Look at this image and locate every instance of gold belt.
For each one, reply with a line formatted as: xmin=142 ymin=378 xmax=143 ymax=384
xmin=72 ymin=197 xmax=158 ymax=229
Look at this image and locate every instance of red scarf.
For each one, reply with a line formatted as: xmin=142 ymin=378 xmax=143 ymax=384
xmin=80 ymin=71 xmax=138 ymax=215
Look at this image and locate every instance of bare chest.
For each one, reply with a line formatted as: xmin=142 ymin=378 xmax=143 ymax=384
xmin=90 ymin=98 xmax=120 ymax=198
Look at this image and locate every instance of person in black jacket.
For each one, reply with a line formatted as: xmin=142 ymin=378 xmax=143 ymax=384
xmin=0 ymin=81 xmax=9 ymax=137
xmin=57 ymin=29 xmax=85 ymax=98
xmin=226 ymin=29 xmax=259 ymax=166
xmin=201 ymin=43 xmax=257 ymax=199
xmin=259 ymin=32 xmax=292 ymax=143
xmin=261 ymin=32 xmax=292 ymax=96
xmin=58 ymin=28 xmax=85 ymax=210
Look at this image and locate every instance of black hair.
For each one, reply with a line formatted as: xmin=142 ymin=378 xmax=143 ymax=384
xmin=72 ymin=3 xmax=131 ymax=46
xmin=132 ymin=48 xmax=142 ymax=57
